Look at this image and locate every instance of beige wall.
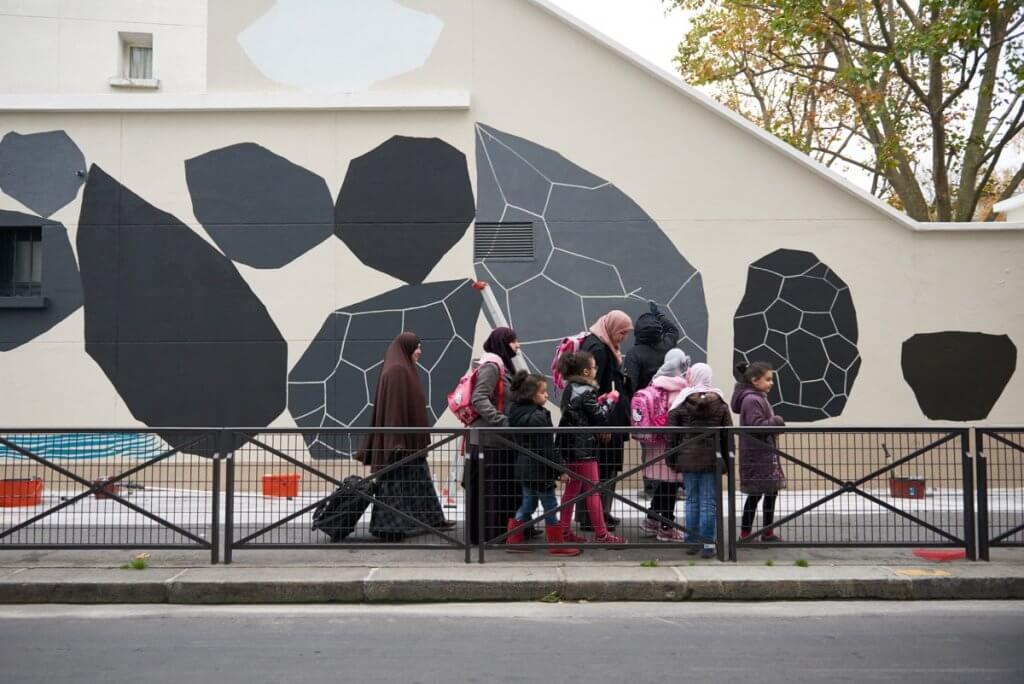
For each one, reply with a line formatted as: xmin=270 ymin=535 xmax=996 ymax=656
xmin=0 ymin=0 xmax=207 ymax=94
xmin=0 ymin=0 xmax=1021 ymax=430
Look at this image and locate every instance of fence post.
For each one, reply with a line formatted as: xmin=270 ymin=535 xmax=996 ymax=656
xmin=715 ymin=438 xmax=726 ymax=562
xmin=222 ymin=431 xmax=235 ymax=565
xmin=723 ymin=428 xmax=737 ymax=562
xmin=961 ymin=429 xmax=977 ymax=561
xmin=976 ymin=430 xmax=990 ymax=562
xmin=210 ymin=435 xmax=220 ymax=565
xmin=472 ymin=429 xmax=485 ymax=564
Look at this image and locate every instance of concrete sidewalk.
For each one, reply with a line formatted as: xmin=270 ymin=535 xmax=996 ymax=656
xmin=1 ymin=557 xmax=1022 ymax=603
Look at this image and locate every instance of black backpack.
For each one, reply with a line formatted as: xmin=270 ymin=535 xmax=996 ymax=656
xmin=310 ymin=476 xmax=376 ymax=542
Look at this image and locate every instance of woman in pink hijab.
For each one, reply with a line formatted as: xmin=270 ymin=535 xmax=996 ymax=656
xmin=575 ymin=310 xmax=634 ymax=531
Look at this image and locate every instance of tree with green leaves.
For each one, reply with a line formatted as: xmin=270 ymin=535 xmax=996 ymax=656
xmin=666 ymin=0 xmax=1024 ymax=221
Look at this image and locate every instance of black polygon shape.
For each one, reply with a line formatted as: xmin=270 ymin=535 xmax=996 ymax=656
xmin=901 ymin=332 xmax=1016 ymax=421
xmin=404 ymin=303 xmax=454 ymax=342
xmin=735 ymin=267 xmax=783 ymax=316
xmin=745 ymin=344 xmax=787 ymax=371
xmin=765 ymin=330 xmax=787 ymax=357
xmin=326 ymin=362 xmax=370 ymax=426
xmin=734 ymin=314 xmax=768 ymax=351
xmin=788 ymin=329 xmax=829 ymax=381
xmin=0 ymin=130 xmax=85 ymax=217
xmin=801 ymin=312 xmax=837 ymax=338
xmin=735 ymin=249 xmax=860 ymax=421
xmin=766 ymin=300 xmax=803 ymax=333
xmin=185 ymin=143 xmax=334 ymax=268
xmin=823 ymin=334 xmax=860 ymax=369
xmin=780 ymin=276 xmax=836 ymax=313
xmin=342 ymin=313 xmax=405 ymax=367
xmin=335 ymin=136 xmax=474 ymax=284
xmin=0 ymin=211 xmax=83 ymax=351
xmin=76 ymin=166 xmax=286 ymax=453
xmin=752 ymin=248 xmax=819 ymax=277
xmin=801 ymin=379 xmax=832 ymax=408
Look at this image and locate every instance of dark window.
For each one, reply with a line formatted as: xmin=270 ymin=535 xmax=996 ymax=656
xmin=0 ymin=226 xmax=43 ymax=297
xmin=473 ymin=222 xmax=534 ymax=261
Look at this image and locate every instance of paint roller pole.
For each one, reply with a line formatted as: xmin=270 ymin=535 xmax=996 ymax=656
xmin=473 ymin=281 xmax=529 ymax=372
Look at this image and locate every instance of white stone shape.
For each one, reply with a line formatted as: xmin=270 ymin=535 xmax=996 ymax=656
xmin=237 ymin=0 xmax=444 ymax=93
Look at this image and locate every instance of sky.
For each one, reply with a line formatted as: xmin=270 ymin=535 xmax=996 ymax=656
xmin=547 ymin=0 xmax=689 ymax=74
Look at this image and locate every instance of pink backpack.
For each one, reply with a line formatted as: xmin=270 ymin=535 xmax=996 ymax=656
xmin=447 ymin=353 xmax=506 ymax=426
xmin=550 ymin=332 xmax=590 ymax=390
xmin=630 ymin=385 xmax=671 ymax=444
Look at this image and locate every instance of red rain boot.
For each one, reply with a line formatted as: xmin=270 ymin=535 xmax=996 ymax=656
xmin=505 ymin=518 xmax=529 ymax=552
xmin=546 ymin=524 xmax=582 ymax=557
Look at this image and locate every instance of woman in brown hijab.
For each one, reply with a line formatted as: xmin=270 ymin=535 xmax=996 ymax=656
xmin=356 ymin=333 xmax=452 ymax=539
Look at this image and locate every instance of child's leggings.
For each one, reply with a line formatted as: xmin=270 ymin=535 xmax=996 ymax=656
xmin=741 ymin=493 xmax=777 ymax=533
xmin=559 ymin=460 xmax=608 ymax=537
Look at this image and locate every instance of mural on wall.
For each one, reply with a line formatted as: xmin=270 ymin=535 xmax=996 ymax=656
xmin=0 ymin=130 xmax=85 ymax=217
xmin=77 ymin=166 xmax=288 ymax=453
xmin=185 ymin=143 xmax=334 ymax=268
xmin=288 ymin=279 xmax=480 ymax=458
xmin=902 ymin=332 xmax=1017 ymax=421
xmin=473 ymin=123 xmax=708 ymax=395
xmin=733 ymin=249 xmax=860 ymax=421
xmin=237 ymin=0 xmax=443 ymax=92
xmin=335 ymin=136 xmax=475 ymax=284
xmin=0 ymin=210 xmax=83 ymax=352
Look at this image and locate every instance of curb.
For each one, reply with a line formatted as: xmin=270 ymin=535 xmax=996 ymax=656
xmin=1 ymin=566 xmax=1023 ymax=603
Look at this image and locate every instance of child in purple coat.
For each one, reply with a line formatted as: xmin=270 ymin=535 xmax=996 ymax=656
xmin=730 ymin=362 xmax=786 ymax=542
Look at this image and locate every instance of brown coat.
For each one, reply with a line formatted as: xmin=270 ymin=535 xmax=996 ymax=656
xmin=666 ymin=392 xmax=733 ymax=473
xmin=355 ymin=333 xmax=430 ymax=472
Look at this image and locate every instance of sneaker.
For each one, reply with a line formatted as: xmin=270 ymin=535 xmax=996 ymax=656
xmin=640 ymin=518 xmax=661 ymax=537
xmin=656 ymin=527 xmax=685 ymax=542
xmin=739 ymin=530 xmax=757 ymax=543
xmin=563 ymin=530 xmax=588 ymax=544
xmin=700 ymin=547 xmax=716 ymax=559
xmin=594 ymin=532 xmax=626 ymax=545
xmin=761 ymin=532 xmax=783 ymax=543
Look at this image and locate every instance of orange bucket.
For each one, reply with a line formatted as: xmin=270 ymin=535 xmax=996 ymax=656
xmin=0 ymin=477 xmax=44 ymax=507
xmin=262 ymin=473 xmax=301 ymax=498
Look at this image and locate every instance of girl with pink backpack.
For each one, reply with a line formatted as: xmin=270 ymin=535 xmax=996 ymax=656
xmin=631 ymin=349 xmax=691 ymax=541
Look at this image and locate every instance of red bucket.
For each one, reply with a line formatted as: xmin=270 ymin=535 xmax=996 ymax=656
xmin=0 ymin=477 xmax=44 ymax=507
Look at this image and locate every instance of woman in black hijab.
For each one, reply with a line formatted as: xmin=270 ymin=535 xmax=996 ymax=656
xmin=356 ymin=333 xmax=452 ymax=539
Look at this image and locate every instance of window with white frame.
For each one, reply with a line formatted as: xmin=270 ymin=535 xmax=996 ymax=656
xmin=0 ymin=227 xmax=43 ymax=298
xmin=112 ymin=32 xmax=156 ymax=86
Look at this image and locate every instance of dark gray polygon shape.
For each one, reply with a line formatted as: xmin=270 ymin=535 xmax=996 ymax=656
xmin=0 ymin=210 xmax=83 ymax=351
xmin=901 ymin=332 xmax=1016 ymax=421
xmin=476 ymin=128 xmax=551 ymax=215
xmin=546 ymin=249 xmax=628 ymax=297
xmin=288 ymin=279 xmax=480 ymax=457
xmin=0 ymin=131 xmax=85 ymax=217
xmin=734 ymin=314 xmax=768 ymax=351
xmin=476 ymin=124 xmax=605 ymax=187
xmin=335 ymin=136 xmax=474 ymax=284
xmin=77 ymin=165 xmax=287 ymax=453
xmin=734 ymin=249 xmax=860 ymax=421
xmin=473 ymin=123 xmax=708 ymax=398
xmin=185 ymin=143 xmax=333 ymax=268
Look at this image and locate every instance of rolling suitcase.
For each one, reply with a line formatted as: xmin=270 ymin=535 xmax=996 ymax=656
xmin=311 ymin=476 xmax=375 ymax=542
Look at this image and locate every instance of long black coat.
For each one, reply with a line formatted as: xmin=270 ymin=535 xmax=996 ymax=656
xmin=666 ymin=392 xmax=733 ymax=473
xmin=509 ymin=402 xmax=563 ymax=486
xmin=623 ymin=312 xmax=680 ymax=392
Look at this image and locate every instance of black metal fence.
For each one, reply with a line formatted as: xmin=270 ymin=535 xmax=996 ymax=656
xmin=725 ymin=428 xmax=975 ymax=560
xmin=0 ymin=430 xmax=220 ymax=563
xmin=977 ymin=428 xmax=1024 ymax=561
xmin=0 ymin=426 xmax=1018 ymax=564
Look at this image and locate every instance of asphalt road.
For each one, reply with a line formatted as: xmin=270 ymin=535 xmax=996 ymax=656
xmin=1 ymin=602 xmax=1022 ymax=684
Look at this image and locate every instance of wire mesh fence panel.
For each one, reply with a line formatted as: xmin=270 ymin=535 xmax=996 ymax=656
xmin=978 ymin=429 xmax=1024 ymax=560
xmin=478 ymin=427 xmax=726 ymax=561
xmin=0 ymin=430 xmax=217 ymax=554
xmin=225 ymin=429 xmax=468 ymax=562
xmin=726 ymin=428 xmax=972 ymax=557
